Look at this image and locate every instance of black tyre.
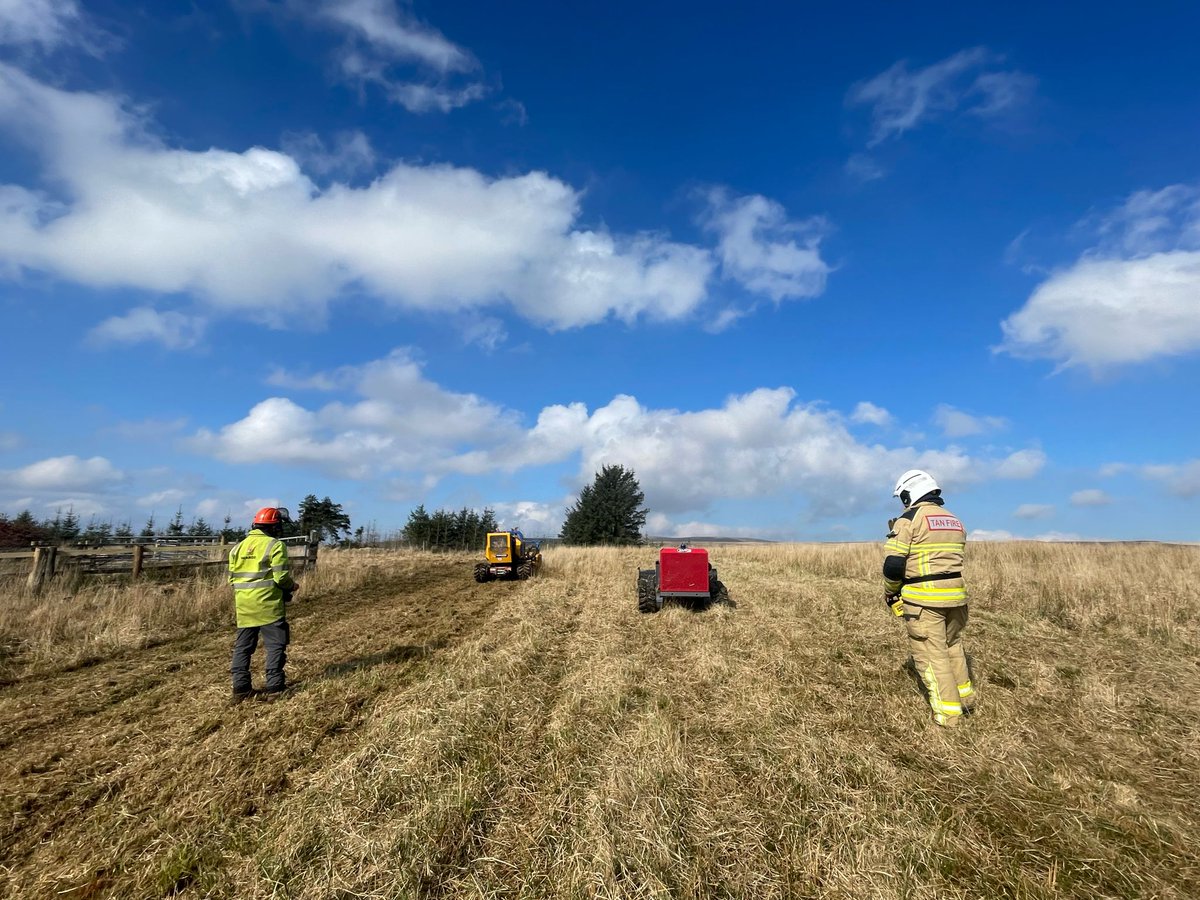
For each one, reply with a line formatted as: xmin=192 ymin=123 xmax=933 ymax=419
xmin=709 ymin=578 xmax=735 ymax=608
xmin=637 ymin=571 xmax=658 ymax=613
xmin=473 ymin=562 xmax=491 ymax=583
xmin=516 ymin=561 xmax=534 ymax=580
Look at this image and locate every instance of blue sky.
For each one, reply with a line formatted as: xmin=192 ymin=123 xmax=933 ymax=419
xmin=1 ymin=0 xmax=1199 ymax=541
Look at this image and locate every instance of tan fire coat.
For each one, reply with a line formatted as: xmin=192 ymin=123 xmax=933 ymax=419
xmin=883 ymin=500 xmax=967 ymax=606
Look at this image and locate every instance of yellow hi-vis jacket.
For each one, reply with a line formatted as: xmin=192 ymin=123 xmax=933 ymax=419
xmin=883 ymin=500 xmax=967 ymax=606
xmin=228 ymin=528 xmax=296 ymax=627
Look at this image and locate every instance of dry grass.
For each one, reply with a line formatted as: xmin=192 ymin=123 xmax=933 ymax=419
xmin=0 ymin=550 xmax=384 ymax=683
xmin=1 ymin=543 xmax=1198 ymax=899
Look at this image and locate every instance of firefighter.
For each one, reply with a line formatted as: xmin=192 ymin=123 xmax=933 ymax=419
xmin=883 ymin=470 xmax=975 ymax=726
xmin=228 ymin=507 xmax=297 ymax=703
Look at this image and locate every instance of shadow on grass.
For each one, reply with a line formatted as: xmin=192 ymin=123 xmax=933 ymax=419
xmin=318 ymin=643 xmax=440 ymax=679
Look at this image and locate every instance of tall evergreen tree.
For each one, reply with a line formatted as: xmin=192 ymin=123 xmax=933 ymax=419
xmin=189 ymin=517 xmax=213 ymax=536
xmin=140 ymin=515 xmax=156 ymax=539
xmin=57 ymin=507 xmax=81 ymax=543
xmin=560 ymin=465 xmax=647 ymax=546
xmin=298 ymin=495 xmax=352 ymax=543
xmin=402 ymin=504 xmax=432 ymax=548
xmin=81 ymin=517 xmax=113 ymax=545
xmin=166 ymin=507 xmax=186 ymax=536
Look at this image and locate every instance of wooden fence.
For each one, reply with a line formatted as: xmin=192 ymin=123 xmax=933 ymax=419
xmin=0 ymin=533 xmax=320 ymax=591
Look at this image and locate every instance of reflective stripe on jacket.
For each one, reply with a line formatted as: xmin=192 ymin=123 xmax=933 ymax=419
xmin=882 ymin=500 xmax=967 ymax=607
xmin=228 ymin=528 xmax=296 ymax=627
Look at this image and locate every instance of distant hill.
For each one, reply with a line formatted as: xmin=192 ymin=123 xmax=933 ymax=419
xmin=644 ymin=535 xmax=776 ymax=544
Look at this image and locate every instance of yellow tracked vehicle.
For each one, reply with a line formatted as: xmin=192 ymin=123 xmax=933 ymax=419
xmin=474 ymin=530 xmax=542 ymax=582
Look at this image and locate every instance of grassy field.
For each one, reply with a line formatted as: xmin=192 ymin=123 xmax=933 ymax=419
xmin=1 ymin=542 xmax=1198 ymax=899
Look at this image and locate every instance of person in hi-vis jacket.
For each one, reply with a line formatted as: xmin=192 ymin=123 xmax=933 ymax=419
xmin=228 ymin=507 xmax=296 ymax=702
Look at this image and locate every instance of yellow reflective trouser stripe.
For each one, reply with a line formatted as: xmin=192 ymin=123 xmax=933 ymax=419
xmin=923 ymin=664 xmax=963 ymax=717
xmin=958 ymin=681 xmax=975 ymax=697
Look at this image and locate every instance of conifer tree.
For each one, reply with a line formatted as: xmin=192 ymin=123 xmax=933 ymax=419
xmin=58 ymin=507 xmax=80 ymax=543
xmin=560 ymin=465 xmax=647 ymax=546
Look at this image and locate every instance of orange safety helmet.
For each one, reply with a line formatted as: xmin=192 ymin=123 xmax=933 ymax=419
xmin=253 ymin=507 xmax=283 ymax=526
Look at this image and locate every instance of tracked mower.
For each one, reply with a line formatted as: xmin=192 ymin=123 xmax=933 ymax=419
xmin=474 ymin=530 xmax=542 ymax=582
xmin=637 ymin=544 xmax=732 ymax=613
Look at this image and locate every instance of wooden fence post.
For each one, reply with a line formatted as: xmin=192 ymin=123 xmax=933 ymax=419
xmin=307 ymin=530 xmax=319 ymax=572
xmin=27 ymin=547 xmax=55 ymax=593
xmin=132 ymin=545 xmax=144 ymax=580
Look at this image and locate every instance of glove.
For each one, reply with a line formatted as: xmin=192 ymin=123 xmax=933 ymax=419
xmin=282 ymin=587 xmax=295 ymax=604
xmin=885 ymin=594 xmax=904 ymax=617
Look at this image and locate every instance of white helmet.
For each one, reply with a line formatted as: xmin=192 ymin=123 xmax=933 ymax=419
xmin=893 ymin=469 xmax=939 ymax=507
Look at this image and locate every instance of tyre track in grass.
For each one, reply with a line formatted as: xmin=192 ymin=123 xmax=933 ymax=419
xmin=0 ymin=555 xmax=501 ymax=899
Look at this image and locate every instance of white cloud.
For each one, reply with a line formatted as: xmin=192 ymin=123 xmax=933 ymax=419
xmin=1099 ymin=462 xmax=1129 ymax=478
xmin=1000 ymin=184 xmax=1200 ymax=370
xmin=1091 ymin=185 xmax=1200 ymax=256
xmin=851 ymin=401 xmax=892 ymax=426
xmin=0 ymin=65 xmax=747 ymax=333
xmin=701 ymin=187 xmax=830 ymax=303
xmin=104 ymin=417 xmax=189 ymax=441
xmin=845 ymin=153 xmax=885 ymax=183
xmin=968 ymin=528 xmax=1015 ymax=541
xmin=188 ymin=350 xmax=520 ymax=479
xmin=2 ymin=454 xmax=123 ymax=491
xmin=970 ymin=528 xmax=1081 ymax=542
xmin=1001 ymin=252 xmax=1200 ymax=369
xmin=265 ymin=369 xmax=341 ymax=391
xmin=310 ymin=0 xmax=474 ymax=72
xmin=933 ymin=403 xmax=1007 ymax=437
xmin=386 ymin=80 xmax=487 ymax=114
xmin=490 ymin=499 xmax=566 ymax=537
xmin=1070 ymin=488 xmax=1111 ymax=507
xmin=995 ymin=448 xmax=1046 ymax=479
xmin=848 ymin=47 xmax=1034 ymax=146
xmin=87 ymin=307 xmax=207 ymax=349
xmin=137 ymin=488 xmax=189 ymax=508
xmin=1013 ymin=503 xmax=1054 ymax=520
xmin=969 ymin=70 xmax=1038 ymax=118
xmin=40 ymin=496 xmax=107 ymax=518
xmin=280 ymin=130 xmax=376 ymax=179
xmin=189 ymin=351 xmax=1049 ymax=521
xmin=1142 ymin=461 xmax=1200 ymax=498
xmin=268 ymin=0 xmax=486 ymax=113
xmin=0 ymin=0 xmax=83 ymax=50
xmin=459 ymin=315 xmax=507 ymax=351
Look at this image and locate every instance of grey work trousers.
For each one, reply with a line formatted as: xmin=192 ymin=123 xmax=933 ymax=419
xmin=231 ymin=618 xmax=290 ymax=694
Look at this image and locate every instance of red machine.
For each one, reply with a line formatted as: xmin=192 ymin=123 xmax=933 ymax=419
xmin=637 ymin=544 xmax=732 ymax=613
